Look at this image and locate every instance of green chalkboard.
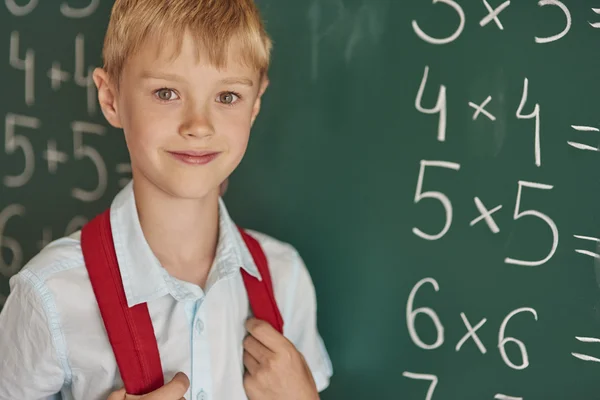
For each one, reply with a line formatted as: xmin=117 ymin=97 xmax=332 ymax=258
xmin=3 ymin=0 xmax=600 ymax=398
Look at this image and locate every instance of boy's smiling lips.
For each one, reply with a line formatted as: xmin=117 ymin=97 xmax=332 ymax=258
xmin=167 ymin=149 xmax=222 ymax=165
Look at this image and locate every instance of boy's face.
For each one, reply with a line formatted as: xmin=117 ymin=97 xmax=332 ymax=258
xmin=95 ymin=31 xmax=268 ymax=200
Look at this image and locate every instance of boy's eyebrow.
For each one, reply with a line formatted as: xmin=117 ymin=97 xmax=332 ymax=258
xmin=139 ymin=72 xmax=254 ymax=87
xmin=140 ymin=71 xmax=186 ymax=82
xmin=219 ymin=77 xmax=254 ymax=87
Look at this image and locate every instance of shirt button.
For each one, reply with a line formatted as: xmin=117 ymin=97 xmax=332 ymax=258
xmin=197 ymin=389 xmax=207 ymax=400
xmin=195 ymin=318 xmax=204 ymax=335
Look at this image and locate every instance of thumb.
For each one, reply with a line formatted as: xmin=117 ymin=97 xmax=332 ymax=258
xmin=107 ymin=388 xmax=128 ymax=400
xmin=142 ymin=372 xmax=190 ymax=400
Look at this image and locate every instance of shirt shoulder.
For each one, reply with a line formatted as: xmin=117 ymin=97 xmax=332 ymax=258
xmin=19 ymin=231 xmax=85 ymax=281
xmin=242 ymin=229 xmax=305 ymax=291
xmin=242 ymin=228 xmax=312 ymax=320
xmin=12 ymin=230 xmax=94 ymax=336
xmin=244 ymin=229 xmax=300 ymax=266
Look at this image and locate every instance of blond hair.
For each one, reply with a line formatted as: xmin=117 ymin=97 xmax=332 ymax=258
xmin=102 ymin=0 xmax=272 ymax=83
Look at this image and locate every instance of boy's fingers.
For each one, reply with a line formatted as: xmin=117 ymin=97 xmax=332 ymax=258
xmin=107 ymin=388 xmax=127 ymax=400
xmin=245 ymin=318 xmax=288 ymax=351
xmin=142 ymin=372 xmax=190 ymax=400
xmin=107 ymin=373 xmax=189 ymax=400
xmin=243 ymin=349 xmax=260 ymax=375
xmin=243 ymin=334 xmax=271 ymax=363
xmin=107 ymin=388 xmax=146 ymax=400
xmin=243 ymin=370 xmax=259 ymax=398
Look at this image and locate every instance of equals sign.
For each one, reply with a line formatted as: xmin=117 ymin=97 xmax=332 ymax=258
xmin=568 ymin=125 xmax=599 ymax=151
xmin=590 ymin=8 xmax=600 ymax=28
xmin=573 ymin=235 xmax=600 ymax=259
xmin=572 ymin=336 xmax=600 ymax=363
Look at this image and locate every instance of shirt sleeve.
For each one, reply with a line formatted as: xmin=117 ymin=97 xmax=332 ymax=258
xmin=0 ymin=271 xmax=65 ymax=400
xmin=282 ymin=251 xmax=333 ymax=393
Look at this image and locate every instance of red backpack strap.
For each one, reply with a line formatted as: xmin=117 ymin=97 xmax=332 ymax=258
xmin=237 ymin=227 xmax=284 ymax=334
xmin=81 ymin=209 xmax=164 ymax=395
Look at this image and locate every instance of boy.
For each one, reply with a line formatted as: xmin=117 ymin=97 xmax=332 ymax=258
xmin=0 ymin=0 xmax=333 ymax=399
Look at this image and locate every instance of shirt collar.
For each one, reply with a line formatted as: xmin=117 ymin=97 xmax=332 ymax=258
xmin=110 ymin=181 xmax=261 ymax=308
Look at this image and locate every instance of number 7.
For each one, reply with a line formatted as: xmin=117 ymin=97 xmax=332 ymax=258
xmin=403 ymin=372 xmax=438 ymax=400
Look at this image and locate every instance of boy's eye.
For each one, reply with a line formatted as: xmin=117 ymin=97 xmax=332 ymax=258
xmin=155 ymin=89 xmax=179 ymax=101
xmin=217 ymin=92 xmax=240 ymax=105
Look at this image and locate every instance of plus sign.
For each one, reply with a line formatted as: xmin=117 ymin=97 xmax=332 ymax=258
xmin=47 ymin=62 xmax=70 ymax=90
xmin=44 ymin=140 xmax=68 ymax=174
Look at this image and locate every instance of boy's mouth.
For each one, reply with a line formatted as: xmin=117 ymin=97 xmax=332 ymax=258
xmin=167 ymin=150 xmax=221 ymax=165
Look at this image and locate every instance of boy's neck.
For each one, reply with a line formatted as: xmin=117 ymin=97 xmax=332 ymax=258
xmin=132 ymin=179 xmax=220 ymax=289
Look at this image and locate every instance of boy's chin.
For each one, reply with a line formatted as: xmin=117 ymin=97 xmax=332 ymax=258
xmin=157 ymin=180 xmax=221 ymax=201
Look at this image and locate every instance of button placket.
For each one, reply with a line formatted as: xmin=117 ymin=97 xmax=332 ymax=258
xmin=195 ymin=317 xmax=205 ymax=335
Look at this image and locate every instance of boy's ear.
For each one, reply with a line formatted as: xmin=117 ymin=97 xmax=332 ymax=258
xmin=93 ymin=68 xmax=122 ymax=129
xmin=251 ymin=75 xmax=270 ymax=126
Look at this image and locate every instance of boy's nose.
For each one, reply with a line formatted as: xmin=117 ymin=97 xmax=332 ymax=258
xmin=178 ymin=113 xmax=215 ymax=139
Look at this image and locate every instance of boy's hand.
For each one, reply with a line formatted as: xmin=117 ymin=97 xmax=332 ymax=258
xmin=107 ymin=372 xmax=189 ymax=400
xmin=243 ymin=318 xmax=319 ymax=400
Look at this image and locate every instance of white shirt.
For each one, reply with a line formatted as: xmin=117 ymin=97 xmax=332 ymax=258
xmin=0 ymin=182 xmax=333 ymax=400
